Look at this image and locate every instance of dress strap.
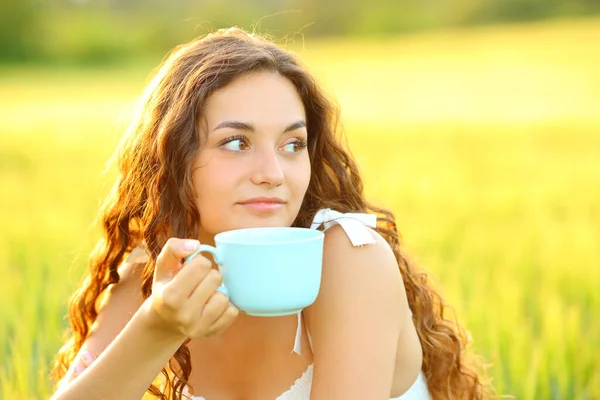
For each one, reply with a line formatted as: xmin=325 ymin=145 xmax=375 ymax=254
xmin=310 ymin=208 xmax=377 ymax=247
xmin=292 ymin=208 xmax=377 ymax=355
xmin=293 ymin=311 xmax=308 ymax=355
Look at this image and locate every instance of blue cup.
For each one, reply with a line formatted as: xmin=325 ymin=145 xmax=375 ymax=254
xmin=185 ymin=227 xmax=324 ymax=317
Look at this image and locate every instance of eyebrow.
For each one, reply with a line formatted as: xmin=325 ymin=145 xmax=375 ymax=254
xmin=213 ymin=120 xmax=306 ymax=133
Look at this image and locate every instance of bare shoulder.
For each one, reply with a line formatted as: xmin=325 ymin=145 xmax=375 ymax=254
xmin=321 ymin=224 xmax=406 ymax=292
xmin=94 ymin=260 xmax=146 ymax=325
xmin=89 ymin=258 xmax=146 ymax=343
xmin=60 ymin=258 xmax=147 ymax=386
xmin=304 ymin=224 xmax=412 ymax=398
xmin=116 ymin=256 xmax=146 ymax=291
xmin=306 ymin=224 xmax=410 ymax=337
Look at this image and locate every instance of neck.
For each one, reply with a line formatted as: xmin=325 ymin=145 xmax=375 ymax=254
xmin=198 ymin=231 xmax=216 ymax=247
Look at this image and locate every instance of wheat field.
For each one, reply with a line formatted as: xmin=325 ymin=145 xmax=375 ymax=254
xmin=1 ymin=18 xmax=599 ymax=399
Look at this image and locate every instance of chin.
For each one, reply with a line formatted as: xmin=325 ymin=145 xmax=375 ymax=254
xmin=231 ymin=214 xmax=295 ymax=230
xmin=242 ymin=218 xmax=292 ymax=229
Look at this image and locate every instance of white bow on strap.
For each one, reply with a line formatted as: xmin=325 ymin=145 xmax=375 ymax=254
xmin=309 ymin=208 xmax=377 ymax=247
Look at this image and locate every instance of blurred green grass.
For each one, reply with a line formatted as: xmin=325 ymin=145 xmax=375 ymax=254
xmin=1 ymin=18 xmax=599 ymax=399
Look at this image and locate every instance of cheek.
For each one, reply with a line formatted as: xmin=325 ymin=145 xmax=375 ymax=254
xmin=193 ymin=162 xmax=240 ymax=234
xmin=289 ymin=158 xmax=311 ymax=198
xmin=193 ymin=161 xmax=234 ymax=211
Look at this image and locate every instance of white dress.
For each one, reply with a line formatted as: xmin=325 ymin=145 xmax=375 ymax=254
xmin=186 ymin=364 xmax=430 ymax=400
xmin=177 ymin=208 xmax=432 ymax=399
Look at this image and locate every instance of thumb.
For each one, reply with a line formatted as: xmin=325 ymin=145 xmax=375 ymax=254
xmin=154 ymin=238 xmax=200 ymax=284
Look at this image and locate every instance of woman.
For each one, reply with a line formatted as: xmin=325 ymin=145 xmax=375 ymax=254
xmin=52 ymin=27 xmax=488 ymax=399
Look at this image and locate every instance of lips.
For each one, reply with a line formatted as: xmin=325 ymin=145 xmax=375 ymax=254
xmin=238 ymin=197 xmax=285 ymax=205
xmin=237 ymin=197 xmax=286 ymax=213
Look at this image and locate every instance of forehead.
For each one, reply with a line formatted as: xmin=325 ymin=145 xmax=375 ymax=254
xmin=201 ymin=72 xmax=306 ymax=130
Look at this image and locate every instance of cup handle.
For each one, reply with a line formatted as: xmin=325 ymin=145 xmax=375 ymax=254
xmin=185 ymin=245 xmax=228 ymax=296
xmin=216 ymin=284 xmax=229 ymax=296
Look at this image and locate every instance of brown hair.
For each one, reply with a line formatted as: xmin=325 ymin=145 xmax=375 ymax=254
xmin=53 ymin=27 xmax=490 ymax=399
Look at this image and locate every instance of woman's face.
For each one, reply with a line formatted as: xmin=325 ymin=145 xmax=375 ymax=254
xmin=192 ymin=72 xmax=311 ymax=242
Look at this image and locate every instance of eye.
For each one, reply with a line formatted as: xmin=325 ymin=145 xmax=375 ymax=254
xmin=220 ymin=135 xmax=250 ymax=152
xmin=281 ymin=139 xmax=308 ymax=154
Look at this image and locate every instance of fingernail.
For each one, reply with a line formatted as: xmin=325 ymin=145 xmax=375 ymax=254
xmin=83 ymin=352 xmax=95 ymax=362
xmin=183 ymin=240 xmax=200 ymax=251
xmin=74 ymin=364 xmax=84 ymax=374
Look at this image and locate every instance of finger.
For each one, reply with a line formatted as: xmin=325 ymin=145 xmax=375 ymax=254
xmin=196 ymin=291 xmax=231 ymax=331
xmin=166 ymin=253 xmax=213 ymax=301
xmin=158 ymin=261 xmax=221 ymax=313
xmin=187 ymin=269 xmax=224 ymax=308
xmin=154 ymin=238 xmax=200 ymax=283
xmin=206 ymin=304 xmax=240 ymax=336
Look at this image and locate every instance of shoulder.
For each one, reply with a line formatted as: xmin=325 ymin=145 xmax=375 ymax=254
xmin=321 ymin=223 xmax=404 ymax=292
xmin=305 ymin=224 xmax=410 ymax=340
xmin=109 ymin=257 xmax=145 ymax=302
xmin=323 ymin=223 xmax=396 ymax=259
xmin=60 ymin=256 xmax=147 ymax=387
xmin=92 ymin=257 xmax=146 ymax=333
xmin=303 ymin=224 xmax=411 ymax=397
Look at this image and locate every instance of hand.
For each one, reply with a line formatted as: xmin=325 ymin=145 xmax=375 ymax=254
xmin=147 ymin=238 xmax=239 ymax=339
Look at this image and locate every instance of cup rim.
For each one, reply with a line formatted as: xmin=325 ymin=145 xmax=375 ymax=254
xmin=215 ymin=226 xmax=324 ymax=245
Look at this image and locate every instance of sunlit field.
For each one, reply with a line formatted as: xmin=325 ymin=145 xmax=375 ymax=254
xmin=1 ymin=18 xmax=599 ymax=399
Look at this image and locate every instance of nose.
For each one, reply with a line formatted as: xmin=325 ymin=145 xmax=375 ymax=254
xmin=250 ymin=148 xmax=284 ymax=187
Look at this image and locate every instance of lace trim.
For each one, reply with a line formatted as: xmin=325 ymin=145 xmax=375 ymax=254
xmin=186 ymin=365 xmax=431 ymax=400
xmin=276 ymin=364 xmax=313 ymax=399
xmin=183 ymin=365 xmax=313 ymax=400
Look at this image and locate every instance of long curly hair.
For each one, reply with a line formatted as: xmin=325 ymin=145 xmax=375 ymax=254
xmin=53 ymin=27 xmax=490 ymax=399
